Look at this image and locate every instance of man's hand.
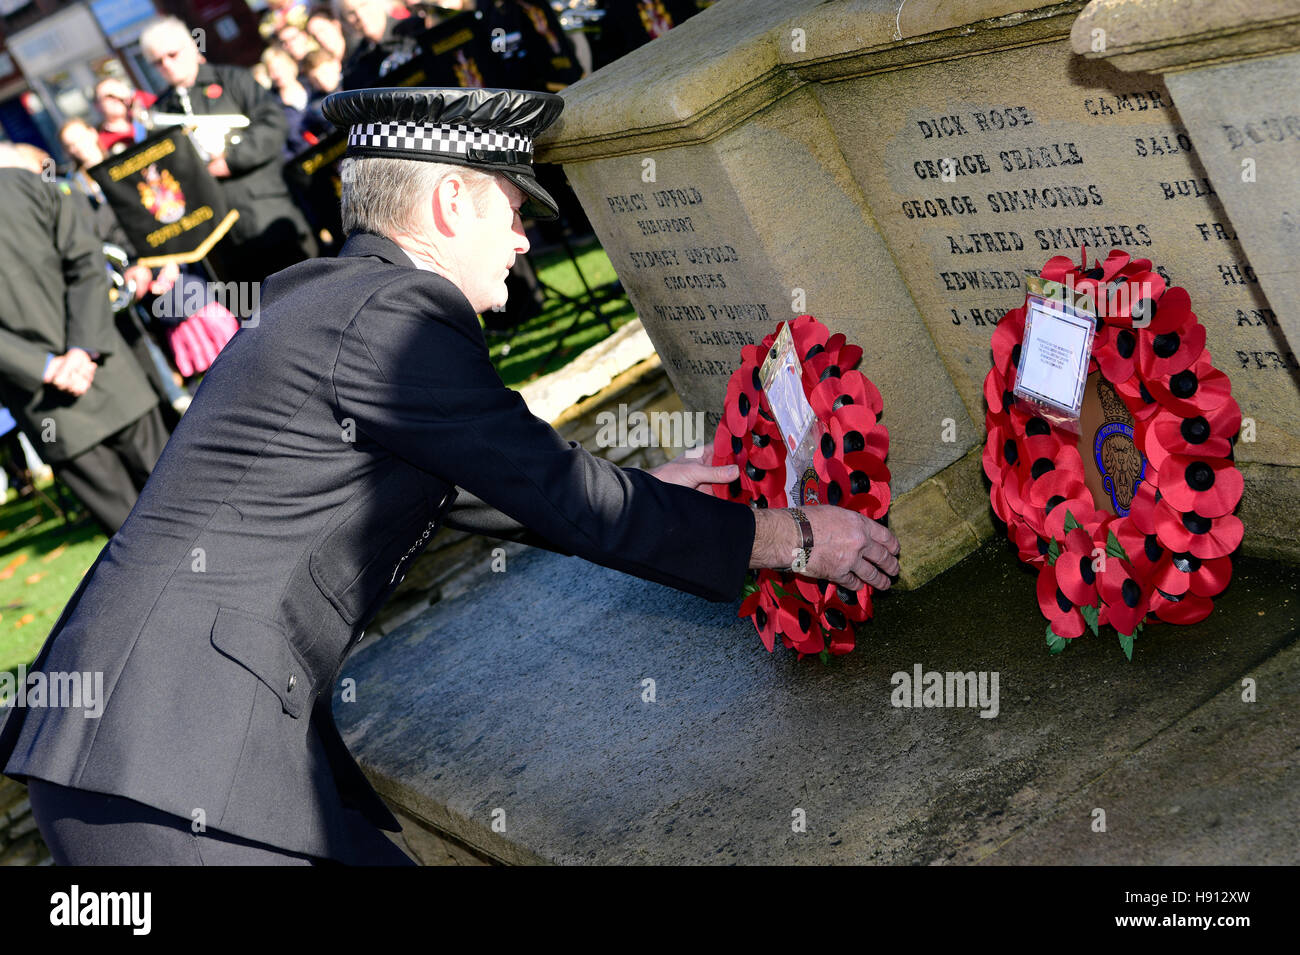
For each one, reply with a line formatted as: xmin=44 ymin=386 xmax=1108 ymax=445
xmin=752 ymin=505 xmax=899 ymax=591
xmin=207 ymin=156 xmax=231 ymax=178
xmin=649 ymin=450 xmax=738 ymax=492
xmin=123 ymin=264 xmax=153 ymax=301
xmin=43 ymin=348 xmax=96 ymax=396
xmin=150 ymin=262 xmax=180 ymax=296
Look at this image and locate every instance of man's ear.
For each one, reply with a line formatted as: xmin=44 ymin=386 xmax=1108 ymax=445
xmin=431 ymin=174 xmax=471 ymax=236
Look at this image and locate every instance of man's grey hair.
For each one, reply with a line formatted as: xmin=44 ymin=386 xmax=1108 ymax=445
xmin=139 ymin=15 xmax=197 ymax=59
xmin=339 ymin=156 xmax=500 ymax=236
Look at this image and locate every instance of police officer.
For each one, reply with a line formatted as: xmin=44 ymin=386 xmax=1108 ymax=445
xmin=3 ymin=87 xmax=898 ymax=865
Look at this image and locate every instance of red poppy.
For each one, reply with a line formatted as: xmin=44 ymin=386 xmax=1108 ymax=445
xmin=1151 ymin=497 xmax=1243 ymax=559
xmin=1126 ymin=478 xmax=1160 ymax=535
xmin=1010 ymin=515 xmax=1049 ymax=566
xmin=1043 ymin=501 xmax=1106 ymax=547
xmin=1139 ymin=397 xmax=1239 ymax=472
xmin=991 ymin=306 xmax=1026 ymax=378
xmin=1037 ymin=563 xmax=1087 ymax=639
xmin=982 ymin=421 xmax=1013 ymax=483
xmin=722 ymin=346 xmax=764 ymax=437
xmin=1054 ymin=526 xmax=1102 ymax=606
xmin=1092 ymin=322 xmax=1139 ymax=384
xmin=775 ymin=592 xmax=824 ymax=657
xmin=1112 ymin=372 xmax=1164 ymax=422
xmin=746 ymin=415 xmax=786 ymax=472
xmin=738 ymin=575 xmax=781 ymax=651
xmin=1145 ymin=351 xmax=1233 ymax=418
xmin=1152 ymin=550 xmax=1232 ymax=598
xmin=1039 ymin=253 xmax=1081 ymax=285
xmin=824 ymin=579 xmax=872 ymax=625
xmin=803 ymin=351 xmax=848 ymax=392
xmin=710 ymin=420 xmax=749 ymax=504
xmin=787 ymin=314 xmax=828 ymax=359
xmin=815 ymin=405 xmax=885 ymax=483
xmin=983 ymin=363 xmax=1014 ymax=419
xmin=809 ymin=371 xmax=870 ymax=420
xmin=819 ymin=457 xmax=885 ymax=516
xmin=1098 ymin=556 xmax=1149 ymax=635
xmin=1101 ymin=269 xmax=1169 ymax=327
xmin=1137 ymin=319 xmax=1206 ymax=380
xmin=205 ymin=83 xmax=223 ymax=99
xmin=1111 ymin=513 xmax=1165 ymax=578
xmin=1021 ymin=444 xmax=1085 ymax=507
xmin=1125 ymin=284 xmax=1192 ymax=335
xmin=1031 ymin=482 xmax=1092 ymax=542
xmin=1149 ymin=588 xmax=1214 ymax=625
xmin=1158 ymin=453 xmax=1243 ymax=518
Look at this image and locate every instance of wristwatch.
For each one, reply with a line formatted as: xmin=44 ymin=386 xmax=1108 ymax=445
xmin=789 ymin=507 xmax=814 ymax=573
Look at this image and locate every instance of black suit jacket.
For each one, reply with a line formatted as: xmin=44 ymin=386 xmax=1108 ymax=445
xmin=0 ymin=169 xmax=157 ymax=463
xmin=0 ymin=231 xmax=754 ymax=861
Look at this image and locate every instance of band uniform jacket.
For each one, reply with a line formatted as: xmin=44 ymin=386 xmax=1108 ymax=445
xmin=0 ymin=169 xmax=157 ymax=463
xmin=0 ymin=231 xmax=756 ymax=862
xmin=155 ymin=63 xmax=313 ymax=259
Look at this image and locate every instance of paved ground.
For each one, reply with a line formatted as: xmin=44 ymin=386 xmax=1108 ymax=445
xmin=0 ymin=776 xmax=50 ymax=866
xmin=337 ymin=537 xmax=1298 ymax=865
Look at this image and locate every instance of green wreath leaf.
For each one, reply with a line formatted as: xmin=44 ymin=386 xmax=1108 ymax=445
xmin=1047 ymin=623 xmax=1068 ymax=654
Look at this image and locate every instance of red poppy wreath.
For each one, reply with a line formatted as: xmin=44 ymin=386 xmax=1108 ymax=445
xmin=983 ymin=249 xmax=1243 ymax=659
xmin=710 ymin=315 xmax=890 ymax=660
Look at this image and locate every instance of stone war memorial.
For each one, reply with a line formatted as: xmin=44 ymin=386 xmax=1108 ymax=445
xmin=335 ymin=0 xmax=1299 ymax=865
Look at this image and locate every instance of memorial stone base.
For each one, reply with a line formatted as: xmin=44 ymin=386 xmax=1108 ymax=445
xmin=337 ymin=540 xmax=1300 ymax=865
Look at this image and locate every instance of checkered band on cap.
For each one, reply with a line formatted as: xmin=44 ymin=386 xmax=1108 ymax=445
xmin=347 ymin=122 xmax=533 ymax=162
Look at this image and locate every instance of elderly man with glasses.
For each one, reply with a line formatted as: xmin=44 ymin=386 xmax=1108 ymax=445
xmin=139 ymin=15 xmax=317 ymax=282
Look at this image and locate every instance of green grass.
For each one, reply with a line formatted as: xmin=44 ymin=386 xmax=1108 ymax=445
xmin=0 ymin=242 xmax=635 ymax=674
xmin=0 ymin=487 xmax=104 ymax=677
xmin=486 ymin=242 xmax=637 ymax=387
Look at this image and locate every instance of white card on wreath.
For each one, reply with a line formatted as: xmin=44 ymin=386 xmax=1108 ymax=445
xmin=1014 ymin=295 xmax=1094 ymax=421
xmin=760 ymin=323 xmax=818 ymax=504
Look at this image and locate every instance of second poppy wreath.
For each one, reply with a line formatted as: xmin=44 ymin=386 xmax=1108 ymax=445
xmin=710 ymin=315 xmax=891 ymax=661
xmin=983 ymin=249 xmax=1243 ymax=659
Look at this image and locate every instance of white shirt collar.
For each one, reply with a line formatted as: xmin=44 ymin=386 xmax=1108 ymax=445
xmin=400 ymin=245 xmax=437 ymax=273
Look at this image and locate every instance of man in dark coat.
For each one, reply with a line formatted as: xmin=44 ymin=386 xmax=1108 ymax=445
xmin=142 ymin=16 xmax=317 ymax=283
xmin=337 ymin=0 xmax=424 ymax=89
xmin=2 ymin=88 xmax=898 ymax=865
xmin=0 ymin=158 xmax=168 ymax=534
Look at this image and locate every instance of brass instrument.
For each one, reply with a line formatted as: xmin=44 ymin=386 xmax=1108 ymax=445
xmin=102 ymin=242 xmax=135 ymax=313
xmin=143 ymin=110 xmax=251 ymax=162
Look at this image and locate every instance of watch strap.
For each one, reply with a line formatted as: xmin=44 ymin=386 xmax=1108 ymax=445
xmin=790 ymin=507 xmax=814 ymax=572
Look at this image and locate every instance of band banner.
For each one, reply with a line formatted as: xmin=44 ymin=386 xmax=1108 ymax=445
xmin=419 ymin=11 xmax=503 ymax=88
xmin=284 ymin=129 xmax=348 ymax=255
xmin=88 ymin=127 xmax=238 ymax=268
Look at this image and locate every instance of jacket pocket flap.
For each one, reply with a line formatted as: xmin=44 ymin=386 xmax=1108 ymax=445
xmin=210 ymin=607 xmax=309 ymax=719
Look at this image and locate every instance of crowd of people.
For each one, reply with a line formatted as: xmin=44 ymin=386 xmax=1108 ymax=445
xmin=0 ymin=1 xmax=713 ymax=533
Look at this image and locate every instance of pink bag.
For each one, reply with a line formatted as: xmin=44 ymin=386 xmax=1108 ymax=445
xmin=166 ymin=302 xmax=240 ymax=377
